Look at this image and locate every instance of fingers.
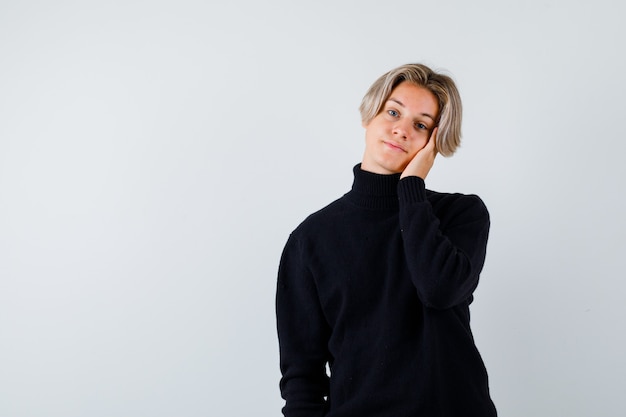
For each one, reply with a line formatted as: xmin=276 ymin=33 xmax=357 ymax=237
xmin=429 ymin=127 xmax=438 ymax=153
xmin=400 ymin=127 xmax=439 ymax=180
xmin=418 ymin=127 xmax=438 ymax=154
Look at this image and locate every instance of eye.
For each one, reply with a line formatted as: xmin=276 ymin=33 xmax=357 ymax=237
xmin=415 ymin=122 xmax=428 ymax=130
xmin=387 ymin=109 xmax=399 ymax=117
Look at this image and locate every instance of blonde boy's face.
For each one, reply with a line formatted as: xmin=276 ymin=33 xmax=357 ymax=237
xmin=361 ymin=82 xmax=439 ymax=175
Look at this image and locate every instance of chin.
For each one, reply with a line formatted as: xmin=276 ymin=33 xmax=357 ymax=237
xmin=385 ymin=161 xmax=409 ymax=174
xmin=382 ymin=166 xmax=405 ymax=175
xmin=363 ymin=155 xmax=408 ymax=175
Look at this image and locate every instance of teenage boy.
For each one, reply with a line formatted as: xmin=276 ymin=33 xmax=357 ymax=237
xmin=276 ymin=63 xmax=497 ymax=417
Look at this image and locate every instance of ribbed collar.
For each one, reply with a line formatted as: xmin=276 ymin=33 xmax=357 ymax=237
xmin=344 ymin=164 xmax=401 ymax=210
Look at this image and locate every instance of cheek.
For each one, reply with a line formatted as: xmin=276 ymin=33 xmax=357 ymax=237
xmin=416 ymin=136 xmax=429 ymax=150
xmin=406 ymin=148 xmax=420 ymax=162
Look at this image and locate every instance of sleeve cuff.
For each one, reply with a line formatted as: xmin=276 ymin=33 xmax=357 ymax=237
xmin=398 ymin=176 xmax=427 ymax=204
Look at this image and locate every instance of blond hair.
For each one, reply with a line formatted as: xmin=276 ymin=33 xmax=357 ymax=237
xmin=359 ymin=63 xmax=463 ymax=157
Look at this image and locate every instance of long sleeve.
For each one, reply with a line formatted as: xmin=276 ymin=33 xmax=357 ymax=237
xmin=398 ymin=176 xmax=490 ymax=309
xmin=275 ymin=165 xmax=497 ymax=416
xmin=276 ymin=233 xmax=331 ymax=417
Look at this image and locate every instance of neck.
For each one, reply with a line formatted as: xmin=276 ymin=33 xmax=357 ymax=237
xmin=344 ymin=164 xmax=401 ymax=210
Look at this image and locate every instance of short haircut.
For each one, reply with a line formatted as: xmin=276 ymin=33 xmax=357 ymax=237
xmin=359 ymin=63 xmax=463 ymax=157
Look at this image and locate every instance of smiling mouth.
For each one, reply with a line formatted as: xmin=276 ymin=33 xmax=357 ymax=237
xmin=383 ymin=141 xmax=407 ymax=153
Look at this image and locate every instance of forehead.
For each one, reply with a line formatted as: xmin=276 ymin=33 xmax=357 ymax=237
xmin=387 ymin=82 xmax=439 ymax=115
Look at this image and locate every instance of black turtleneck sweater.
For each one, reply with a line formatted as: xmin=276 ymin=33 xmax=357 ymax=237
xmin=276 ymin=165 xmax=497 ymax=417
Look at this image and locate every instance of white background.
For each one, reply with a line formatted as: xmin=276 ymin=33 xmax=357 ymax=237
xmin=1 ymin=1 xmax=625 ymax=416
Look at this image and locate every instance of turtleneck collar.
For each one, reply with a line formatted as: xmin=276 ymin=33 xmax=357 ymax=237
xmin=344 ymin=164 xmax=401 ymax=210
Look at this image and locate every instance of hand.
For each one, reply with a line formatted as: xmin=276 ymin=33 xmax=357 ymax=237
xmin=400 ymin=127 xmax=438 ymax=180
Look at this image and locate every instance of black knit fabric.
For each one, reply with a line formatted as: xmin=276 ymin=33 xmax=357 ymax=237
xmin=276 ymin=164 xmax=497 ymax=417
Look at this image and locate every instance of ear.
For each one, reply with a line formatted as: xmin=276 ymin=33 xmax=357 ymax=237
xmin=361 ymin=119 xmax=369 ymax=128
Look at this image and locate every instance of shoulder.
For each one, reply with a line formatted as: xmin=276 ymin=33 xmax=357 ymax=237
xmin=289 ymin=196 xmax=349 ymax=240
xmin=426 ymin=189 xmax=489 ymax=227
xmin=280 ymin=196 xmax=350 ymax=264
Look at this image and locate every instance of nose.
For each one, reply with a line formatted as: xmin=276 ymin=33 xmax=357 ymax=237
xmin=392 ymin=120 xmax=410 ymax=140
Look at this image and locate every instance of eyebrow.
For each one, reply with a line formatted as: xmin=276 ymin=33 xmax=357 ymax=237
xmin=387 ymin=98 xmax=436 ymax=122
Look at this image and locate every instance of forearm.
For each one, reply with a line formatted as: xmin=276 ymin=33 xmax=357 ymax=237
xmin=398 ymin=177 xmax=490 ymax=309
xmin=276 ymin=235 xmax=331 ymax=416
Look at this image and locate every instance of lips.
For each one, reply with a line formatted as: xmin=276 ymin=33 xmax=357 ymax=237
xmin=383 ymin=140 xmax=406 ymax=153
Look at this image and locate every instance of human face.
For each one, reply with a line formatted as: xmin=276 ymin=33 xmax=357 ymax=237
xmin=361 ymin=82 xmax=439 ymax=175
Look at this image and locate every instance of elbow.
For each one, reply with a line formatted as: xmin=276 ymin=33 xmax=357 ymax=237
xmin=418 ymin=287 xmax=462 ymax=310
xmin=415 ymin=267 xmax=479 ymax=310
